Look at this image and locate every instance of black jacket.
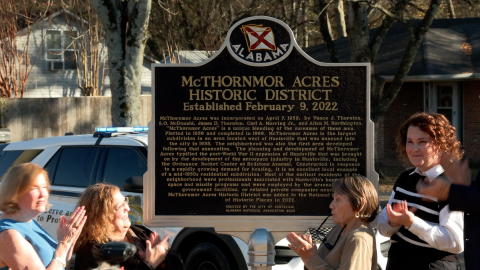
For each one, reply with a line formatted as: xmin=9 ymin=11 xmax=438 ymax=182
xmin=448 ymin=171 xmax=480 ymax=270
xmin=74 ymin=225 xmax=183 ymax=270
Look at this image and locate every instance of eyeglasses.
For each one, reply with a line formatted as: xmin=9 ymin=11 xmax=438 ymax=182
xmin=306 ymin=215 xmax=346 ymax=251
xmin=322 ymin=225 xmax=345 ymax=251
xmin=114 ymin=197 xmax=129 ymax=211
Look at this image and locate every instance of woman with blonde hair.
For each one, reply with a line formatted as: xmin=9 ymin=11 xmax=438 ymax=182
xmin=378 ymin=112 xmax=463 ymax=270
xmin=0 ymin=163 xmax=86 ymax=269
xmin=74 ymin=183 xmax=173 ymax=270
xmin=286 ymin=175 xmax=379 ymax=270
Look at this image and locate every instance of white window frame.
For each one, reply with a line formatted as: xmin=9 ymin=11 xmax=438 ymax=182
xmin=45 ymin=29 xmax=78 ymax=71
xmin=424 ymin=81 xmax=463 ymax=142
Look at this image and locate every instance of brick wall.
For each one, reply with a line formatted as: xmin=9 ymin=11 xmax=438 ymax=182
xmin=376 ymin=82 xmax=425 ymax=167
xmin=463 ymin=81 xmax=480 ymax=164
xmin=377 ymin=81 xmax=480 ymax=169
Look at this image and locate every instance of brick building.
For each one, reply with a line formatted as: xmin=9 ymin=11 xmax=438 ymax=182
xmin=305 ymin=18 xmax=480 ymax=171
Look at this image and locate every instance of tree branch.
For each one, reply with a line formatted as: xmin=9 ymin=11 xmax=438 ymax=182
xmin=370 ymin=16 xmax=394 ymax=63
xmin=407 ymin=2 xmax=427 ymax=14
xmin=369 ymin=2 xmax=405 ymax=22
xmin=371 ymin=0 xmax=443 ymax=121
xmin=370 ymin=0 xmax=411 ymax=62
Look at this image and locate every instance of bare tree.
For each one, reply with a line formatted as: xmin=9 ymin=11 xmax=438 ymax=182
xmin=0 ymin=0 xmax=50 ymax=98
xmin=87 ymin=0 xmax=475 ymax=125
xmin=310 ymin=0 xmax=446 ymax=119
xmin=63 ymin=0 xmax=107 ymax=96
xmin=149 ymin=0 xmax=324 ymax=59
xmin=90 ymin=0 xmax=151 ymax=126
xmin=309 ymin=0 xmax=444 ymax=177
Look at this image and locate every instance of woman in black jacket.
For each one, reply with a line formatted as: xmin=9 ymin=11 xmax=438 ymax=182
xmin=74 ymin=183 xmax=178 ymax=270
xmin=417 ymin=157 xmax=480 ymax=270
xmin=378 ymin=112 xmax=464 ymax=270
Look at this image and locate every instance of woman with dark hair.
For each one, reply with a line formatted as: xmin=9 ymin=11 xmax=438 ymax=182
xmin=286 ymin=175 xmax=379 ymax=270
xmin=378 ymin=112 xmax=464 ymax=270
xmin=74 ymin=183 xmax=181 ymax=270
xmin=0 ymin=163 xmax=86 ymax=269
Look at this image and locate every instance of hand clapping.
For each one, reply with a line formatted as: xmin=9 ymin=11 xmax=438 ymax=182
xmin=386 ymin=200 xmax=415 ymax=228
xmin=416 ymin=155 xmax=472 ymax=202
xmin=57 ymin=206 xmax=87 ymax=248
xmin=145 ymin=231 xmax=169 ymax=268
xmin=440 ymin=153 xmax=471 ymax=186
xmin=286 ymin=232 xmax=316 ymax=263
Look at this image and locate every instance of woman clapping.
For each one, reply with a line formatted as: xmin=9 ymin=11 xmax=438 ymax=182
xmin=378 ymin=112 xmax=463 ymax=270
xmin=0 ymin=163 xmax=86 ymax=269
xmin=74 ymin=183 xmax=173 ymax=270
xmin=287 ymin=175 xmax=379 ymax=270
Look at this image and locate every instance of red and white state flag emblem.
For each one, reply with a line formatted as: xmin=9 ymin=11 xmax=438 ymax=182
xmin=241 ymin=24 xmax=276 ymax=52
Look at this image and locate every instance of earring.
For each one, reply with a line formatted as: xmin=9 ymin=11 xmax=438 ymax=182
xmin=355 ymin=213 xmax=360 ymax=218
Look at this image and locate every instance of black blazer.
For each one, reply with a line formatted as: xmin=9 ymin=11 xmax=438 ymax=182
xmin=448 ymin=170 xmax=480 ymax=270
xmin=74 ymin=225 xmax=183 ymax=270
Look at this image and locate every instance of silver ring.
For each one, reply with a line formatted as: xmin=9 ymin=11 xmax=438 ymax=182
xmin=165 ymin=247 xmax=169 ymax=251
xmin=72 ymin=224 xmax=78 ymax=229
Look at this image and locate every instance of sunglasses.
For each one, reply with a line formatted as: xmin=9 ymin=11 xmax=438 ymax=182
xmin=114 ymin=196 xmax=129 ymax=211
xmin=306 ymin=215 xmax=346 ymax=251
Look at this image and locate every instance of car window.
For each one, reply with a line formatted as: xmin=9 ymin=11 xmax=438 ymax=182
xmin=52 ymin=147 xmax=99 ymax=187
xmin=44 ymin=150 xmax=61 ymax=182
xmin=0 ymin=150 xmax=43 ymax=181
xmin=103 ymin=147 xmax=147 ymax=190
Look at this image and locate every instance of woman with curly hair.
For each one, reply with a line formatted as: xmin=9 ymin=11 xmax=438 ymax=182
xmin=378 ymin=112 xmax=464 ymax=270
xmin=73 ymin=183 xmax=172 ymax=270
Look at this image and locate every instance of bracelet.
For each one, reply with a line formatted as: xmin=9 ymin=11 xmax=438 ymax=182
xmin=54 ymin=256 xmax=66 ymax=267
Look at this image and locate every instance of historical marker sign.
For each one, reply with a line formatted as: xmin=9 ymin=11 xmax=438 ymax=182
xmin=144 ymin=16 xmax=376 ymax=236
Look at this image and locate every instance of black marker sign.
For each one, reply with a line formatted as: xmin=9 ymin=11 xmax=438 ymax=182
xmin=145 ymin=16 xmax=376 ymax=234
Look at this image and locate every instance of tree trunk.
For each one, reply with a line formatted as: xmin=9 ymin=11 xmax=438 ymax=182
xmin=334 ymin=0 xmax=347 ymax=38
xmin=316 ymin=0 xmax=339 ymax=63
xmin=345 ymin=1 xmax=372 ymax=63
xmin=91 ymin=0 xmax=151 ymax=126
xmin=177 ymin=1 xmax=195 ymax=50
xmin=300 ymin=0 xmax=307 ymax=47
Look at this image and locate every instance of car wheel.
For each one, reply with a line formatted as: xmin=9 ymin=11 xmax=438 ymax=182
xmin=185 ymin=242 xmax=231 ymax=270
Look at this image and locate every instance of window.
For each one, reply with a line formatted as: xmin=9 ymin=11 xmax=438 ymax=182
xmin=44 ymin=149 xmax=61 ymax=182
xmin=429 ymin=82 xmax=463 ymax=142
xmin=0 ymin=150 xmax=43 ymax=181
xmin=102 ymin=147 xmax=147 ymax=191
xmin=51 ymin=147 xmax=99 ymax=187
xmin=46 ymin=30 xmax=78 ymax=70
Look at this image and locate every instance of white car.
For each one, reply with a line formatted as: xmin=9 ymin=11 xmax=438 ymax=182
xmin=0 ymin=128 xmax=389 ymax=270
